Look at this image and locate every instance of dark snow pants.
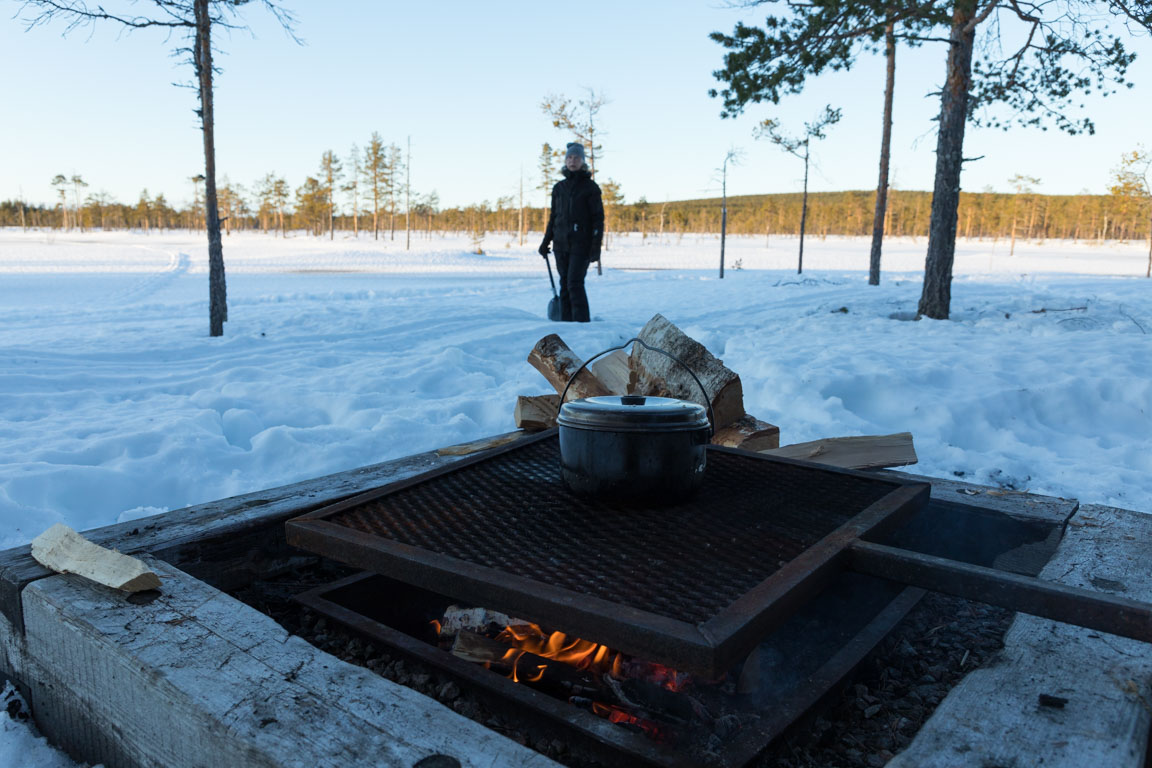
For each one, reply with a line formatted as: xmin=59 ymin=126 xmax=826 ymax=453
xmin=554 ymin=249 xmax=591 ymax=323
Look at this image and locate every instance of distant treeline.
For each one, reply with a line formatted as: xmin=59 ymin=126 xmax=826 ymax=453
xmin=3 ymin=189 xmax=1149 ymax=242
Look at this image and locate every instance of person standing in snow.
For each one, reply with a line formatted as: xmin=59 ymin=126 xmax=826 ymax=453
xmin=539 ymin=142 xmax=604 ymax=323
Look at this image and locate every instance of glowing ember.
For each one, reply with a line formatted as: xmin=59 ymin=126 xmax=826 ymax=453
xmin=591 ymin=702 xmax=669 ymax=740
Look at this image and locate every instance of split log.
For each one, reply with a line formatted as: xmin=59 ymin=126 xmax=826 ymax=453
xmin=514 ymin=394 xmax=559 ymax=431
xmin=437 ymin=432 xmax=525 ymax=457
xmin=30 ymin=524 xmax=161 ymax=592
xmin=711 ymin=415 xmax=781 ymax=451
xmin=630 ymin=314 xmax=744 ymax=428
xmin=527 ymin=334 xmax=610 ymax=401
xmin=440 ymin=605 xmax=519 ymax=638
xmin=760 ymin=432 xmax=917 ymax=471
xmin=588 ymin=348 xmax=636 ymax=396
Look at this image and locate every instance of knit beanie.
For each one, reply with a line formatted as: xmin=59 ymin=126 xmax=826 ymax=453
xmin=565 ymin=142 xmax=585 ymax=161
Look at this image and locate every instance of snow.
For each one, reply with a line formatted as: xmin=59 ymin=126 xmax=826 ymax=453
xmin=1 ymin=227 xmax=1150 ymax=765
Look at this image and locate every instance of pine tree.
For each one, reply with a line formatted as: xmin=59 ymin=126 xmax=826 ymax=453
xmin=51 ymin=174 xmax=68 ymax=229
xmin=541 ymin=88 xmax=608 ymax=176
xmin=386 ymin=143 xmax=403 ymax=241
xmin=756 ymin=107 xmax=841 ymax=274
xmin=363 ymin=133 xmax=387 ymax=240
xmin=344 ymin=143 xmax=361 ymax=238
xmin=319 ymin=150 xmax=342 ymax=240
xmin=710 ymin=0 xmax=1151 ymax=317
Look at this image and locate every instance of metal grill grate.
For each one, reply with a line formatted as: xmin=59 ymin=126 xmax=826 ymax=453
xmin=325 ymin=436 xmax=894 ymax=625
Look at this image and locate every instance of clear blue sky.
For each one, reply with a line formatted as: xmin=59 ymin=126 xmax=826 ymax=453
xmin=3 ymin=1 xmax=1151 ymax=210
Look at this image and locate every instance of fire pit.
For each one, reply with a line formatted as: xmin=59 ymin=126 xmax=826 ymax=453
xmin=285 ymin=430 xmax=930 ymax=677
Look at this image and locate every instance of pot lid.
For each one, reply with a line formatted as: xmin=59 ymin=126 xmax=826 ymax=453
xmin=558 ymin=395 xmax=710 ymax=432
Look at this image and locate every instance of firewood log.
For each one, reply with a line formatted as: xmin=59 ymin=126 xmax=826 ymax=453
xmin=30 ymin=524 xmax=161 ymax=592
xmin=527 ymin=333 xmax=610 ymax=401
xmin=588 ymin=348 xmax=636 ymax=396
xmin=630 ymin=314 xmax=744 ymax=428
xmin=514 ymin=394 xmax=560 ymax=431
xmin=711 ymin=415 xmax=781 ymax=451
xmin=759 ymin=432 xmax=918 ymax=471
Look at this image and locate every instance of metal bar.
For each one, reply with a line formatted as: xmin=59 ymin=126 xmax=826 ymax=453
xmin=294 ymin=574 xmax=694 ymax=768
xmin=286 ymin=518 xmax=718 ymax=674
xmin=846 ymin=540 xmax=1152 ymax=643
xmin=705 ymin=482 xmax=930 ymax=664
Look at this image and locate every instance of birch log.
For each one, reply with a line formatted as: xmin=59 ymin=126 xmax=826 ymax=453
xmin=527 ymin=334 xmax=610 ymax=401
xmin=631 ymin=314 xmax=744 ymax=428
xmin=514 ymin=394 xmax=560 ymax=431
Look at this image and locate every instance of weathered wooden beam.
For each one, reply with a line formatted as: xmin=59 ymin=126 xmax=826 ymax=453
xmin=19 ymin=558 xmax=559 ymax=768
xmin=887 ymin=503 xmax=1152 ymax=768
xmin=0 ymin=433 xmax=522 ymax=633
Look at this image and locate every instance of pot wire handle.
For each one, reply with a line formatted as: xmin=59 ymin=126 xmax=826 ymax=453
xmin=557 ymin=337 xmax=715 ymax=436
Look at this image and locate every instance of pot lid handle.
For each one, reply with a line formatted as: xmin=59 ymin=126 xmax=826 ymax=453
xmin=557 ymin=337 xmax=715 ymax=436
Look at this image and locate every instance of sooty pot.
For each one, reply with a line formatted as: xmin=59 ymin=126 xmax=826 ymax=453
xmin=556 ymin=338 xmax=714 ymax=506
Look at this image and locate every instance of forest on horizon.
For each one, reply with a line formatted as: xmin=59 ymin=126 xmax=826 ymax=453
xmin=3 ymin=187 xmax=1150 ymax=245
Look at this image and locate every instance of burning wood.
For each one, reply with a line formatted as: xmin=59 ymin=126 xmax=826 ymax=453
xmin=438 ymin=605 xmax=519 ymax=637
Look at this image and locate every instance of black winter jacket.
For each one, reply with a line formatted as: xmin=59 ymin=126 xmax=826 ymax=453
xmin=542 ymin=168 xmax=604 ymax=260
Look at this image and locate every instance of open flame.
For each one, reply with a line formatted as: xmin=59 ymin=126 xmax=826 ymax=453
xmin=495 ymin=623 xmax=625 ymax=678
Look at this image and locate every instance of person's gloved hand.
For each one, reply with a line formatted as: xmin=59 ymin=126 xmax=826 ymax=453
xmin=589 ymin=245 xmax=601 ymax=263
xmin=538 ymin=242 xmax=550 ymax=258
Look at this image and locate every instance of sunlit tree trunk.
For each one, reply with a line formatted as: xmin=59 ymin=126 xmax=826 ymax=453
xmin=869 ymin=20 xmax=896 ymax=286
xmin=918 ymin=0 xmax=977 ymax=320
xmin=194 ymin=0 xmax=227 ymax=336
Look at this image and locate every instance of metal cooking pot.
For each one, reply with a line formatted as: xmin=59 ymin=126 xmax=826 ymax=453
xmin=556 ymin=338 xmax=714 ymax=506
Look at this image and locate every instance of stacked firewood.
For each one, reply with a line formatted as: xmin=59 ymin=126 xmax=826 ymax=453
xmin=514 ymin=313 xmax=918 ymax=470
xmin=516 ymin=313 xmax=780 ymax=452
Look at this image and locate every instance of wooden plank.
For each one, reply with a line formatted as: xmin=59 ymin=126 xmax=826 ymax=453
xmin=0 ymin=434 xmax=515 ymax=633
xmin=19 ymin=558 xmax=559 ymax=768
xmin=760 ymin=432 xmax=916 ymax=470
xmin=887 ymin=503 xmax=1152 ymax=768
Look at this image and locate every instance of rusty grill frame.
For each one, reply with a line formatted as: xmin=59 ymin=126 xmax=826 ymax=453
xmin=286 ymin=430 xmax=930 ymax=676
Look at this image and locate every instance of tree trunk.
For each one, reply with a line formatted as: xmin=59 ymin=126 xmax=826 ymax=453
xmin=798 ymin=141 xmax=810 ymax=274
xmin=405 ymin=136 xmax=411 ymax=251
xmin=195 ymin=0 xmax=227 ymax=337
xmin=869 ymin=20 xmax=896 ymax=286
xmin=918 ymin=0 xmax=977 ymax=320
xmin=720 ymin=174 xmax=728 ymax=279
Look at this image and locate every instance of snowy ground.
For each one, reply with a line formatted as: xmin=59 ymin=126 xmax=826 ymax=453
xmin=1 ymin=227 xmax=1150 ymax=765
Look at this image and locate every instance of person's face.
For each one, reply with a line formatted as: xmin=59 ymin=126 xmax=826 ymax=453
xmin=565 ymin=152 xmax=583 ymax=172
